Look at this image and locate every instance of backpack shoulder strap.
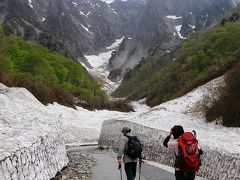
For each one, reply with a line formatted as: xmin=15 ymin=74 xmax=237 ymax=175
xmin=125 ymin=135 xmax=132 ymax=140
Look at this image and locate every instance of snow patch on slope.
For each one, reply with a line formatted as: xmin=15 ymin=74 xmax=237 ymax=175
xmin=84 ymin=37 xmax=125 ymax=94
xmin=2 ymin=74 xmax=240 ymax=157
xmin=85 ymin=52 xmax=112 ymax=69
xmin=166 ymin=15 xmax=182 ymax=19
xmin=48 ymin=103 xmax=125 ymax=143
xmin=189 ymin=24 xmax=196 ymax=29
xmin=80 ymin=23 xmax=92 ymax=34
xmin=106 ymin=36 xmax=124 ymax=50
xmin=72 ymin=1 xmax=78 ymax=7
xmin=100 ymin=0 xmax=115 ymax=5
xmin=28 ymin=0 xmax=33 ymax=8
xmin=175 ymin=25 xmax=186 ymax=39
xmin=131 ymin=99 xmax=150 ymax=113
xmin=52 ymin=76 xmax=240 ymax=154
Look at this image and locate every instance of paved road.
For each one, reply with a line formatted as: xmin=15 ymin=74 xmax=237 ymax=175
xmin=72 ymin=146 xmax=206 ymax=180
xmin=88 ymin=148 xmax=174 ymax=180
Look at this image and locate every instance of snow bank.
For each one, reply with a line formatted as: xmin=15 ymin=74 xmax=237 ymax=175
xmin=2 ymin=73 xmax=238 ymax=179
xmin=49 ymin=76 xmax=240 ymax=155
xmin=51 ymin=76 xmax=239 ymax=179
xmin=47 ymin=103 xmax=128 ymax=144
xmin=0 ymin=84 xmax=68 ymax=179
xmin=125 ymin=77 xmax=240 ymax=154
xmin=98 ymin=120 xmax=240 ymax=180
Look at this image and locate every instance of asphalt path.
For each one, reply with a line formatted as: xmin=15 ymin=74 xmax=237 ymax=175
xmin=89 ymin=148 xmax=175 ymax=180
xmin=77 ymin=146 xmax=206 ymax=180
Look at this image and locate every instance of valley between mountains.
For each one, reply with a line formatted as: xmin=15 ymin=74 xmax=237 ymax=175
xmin=1 ymin=0 xmax=240 ymax=180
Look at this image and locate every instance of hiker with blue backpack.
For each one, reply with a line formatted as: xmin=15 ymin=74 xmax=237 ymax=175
xmin=117 ymin=127 xmax=143 ymax=180
xmin=163 ymin=125 xmax=203 ymax=180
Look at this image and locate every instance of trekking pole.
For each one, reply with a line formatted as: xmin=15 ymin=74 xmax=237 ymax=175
xmin=139 ymin=162 xmax=142 ymax=180
xmin=118 ymin=164 xmax=123 ymax=180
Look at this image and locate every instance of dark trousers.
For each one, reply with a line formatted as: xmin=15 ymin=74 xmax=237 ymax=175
xmin=124 ymin=162 xmax=137 ymax=180
xmin=175 ymin=170 xmax=196 ymax=180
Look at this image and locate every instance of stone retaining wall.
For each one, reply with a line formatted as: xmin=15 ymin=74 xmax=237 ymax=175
xmin=98 ymin=120 xmax=240 ymax=180
xmin=0 ymin=132 xmax=68 ymax=180
xmin=0 ymin=84 xmax=69 ymax=180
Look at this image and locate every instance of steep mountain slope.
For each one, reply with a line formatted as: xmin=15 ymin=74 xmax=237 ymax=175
xmin=0 ymin=28 xmax=106 ymax=107
xmin=113 ymin=21 xmax=240 ymax=107
xmin=1 ymin=0 xmax=239 ymax=70
xmin=106 ymin=0 xmax=240 ymax=81
xmin=1 ymin=0 xmax=120 ymax=66
xmin=206 ymin=63 xmax=240 ymax=127
xmin=1 ymin=0 xmax=240 ymax=89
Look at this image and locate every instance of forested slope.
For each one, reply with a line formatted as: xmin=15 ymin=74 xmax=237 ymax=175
xmin=113 ymin=22 xmax=240 ymax=107
xmin=0 ymin=28 xmax=106 ymax=107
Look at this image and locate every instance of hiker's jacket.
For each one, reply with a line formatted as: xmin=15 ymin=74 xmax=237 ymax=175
xmin=117 ymin=136 xmax=138 ymax=163
xmin=163 ymin=135 xmax=180 ymax=170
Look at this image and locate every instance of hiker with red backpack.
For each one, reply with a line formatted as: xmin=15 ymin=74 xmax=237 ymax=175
xmin=117 ymin=127 xmax=143 ymax=180
xmin=163 ymin=125 xmax=202 ymax=180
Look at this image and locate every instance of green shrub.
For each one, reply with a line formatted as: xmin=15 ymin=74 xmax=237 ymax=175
xmin=0 ymin=33 xmax=106 ymax=107
xmin=206 ymin=62 xmax=240 ymax=127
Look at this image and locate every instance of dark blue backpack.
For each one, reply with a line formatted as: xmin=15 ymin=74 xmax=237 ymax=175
xmin=125 ymin=136 xmax=143 ymax=159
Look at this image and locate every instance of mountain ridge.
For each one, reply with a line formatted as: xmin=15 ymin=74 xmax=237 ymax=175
xmin=113 ymin=21 xmax=240 ymax=107
xmin=1 ymin=0 xmax=240 ymax=70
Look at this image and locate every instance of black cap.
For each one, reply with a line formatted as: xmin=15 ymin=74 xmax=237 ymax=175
xmin=121 ymin=127 xmax=131 ymax=133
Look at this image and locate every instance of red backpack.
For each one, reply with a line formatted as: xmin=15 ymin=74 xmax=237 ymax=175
xmin=177 ymin=132 xmax=200 ymax=172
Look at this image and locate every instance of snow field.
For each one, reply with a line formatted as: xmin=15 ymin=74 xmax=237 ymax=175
xmin=85 ymin=37 xmax=124 ymax=69
xmin=84 ymin=37 xmax=124 ymax=94
xmin=1 ymin=64 xmax=240 ymax=179
xmin=0 ymin=84 xmax=68 ymax=179
xmin=48 ymin=76 xmax=240 ymax=154
xmin=1 ymin=75 xmax=238 ymax=155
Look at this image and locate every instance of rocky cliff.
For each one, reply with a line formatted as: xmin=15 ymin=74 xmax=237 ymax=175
xmin=1 ymin=0 xmax=240 ymax=79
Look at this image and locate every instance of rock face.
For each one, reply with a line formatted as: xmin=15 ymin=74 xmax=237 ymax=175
xmin=98 ymin=120 xmax=240 ymax=180
xmin=0 ymin=84 xmax=68 ymax=179
xmin=0 ymin=0 xmax=119 ymax=66
xmin=1 ymin=0 xmax=239 ymax=68
xmin=1 ymin=0 xmax=240 ymax=82
xmin=106 ymin=0 xmax=240 ymax=81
